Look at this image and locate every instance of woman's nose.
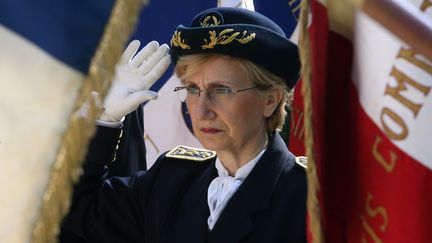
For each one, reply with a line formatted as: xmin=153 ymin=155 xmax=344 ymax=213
xmin=189 ymin=93 xmax=216 ymax=120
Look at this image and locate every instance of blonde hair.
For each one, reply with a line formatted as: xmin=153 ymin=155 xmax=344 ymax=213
xmin=175 ymin=53 xmax=294 ymax=133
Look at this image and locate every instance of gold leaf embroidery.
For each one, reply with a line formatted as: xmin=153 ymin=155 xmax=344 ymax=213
xmin=170 ymin=31 xmax=191 ymax=50
xmin=201 ymin=29 xmax=256 ymax=49
xmin=200 ymin=15 xmax=221 ymax=27
xmin=237 ymin=31 xmax=256 ymax=44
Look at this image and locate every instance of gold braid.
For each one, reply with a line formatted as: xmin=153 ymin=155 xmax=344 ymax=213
xmin=298 ymin=0 xmax=324 ymax=242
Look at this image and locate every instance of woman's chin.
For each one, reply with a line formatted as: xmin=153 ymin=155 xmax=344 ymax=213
xmin=197 ymin=138 xmax=224 ymax=152
xmin=200 ymin=142 xmax=219 ymax=152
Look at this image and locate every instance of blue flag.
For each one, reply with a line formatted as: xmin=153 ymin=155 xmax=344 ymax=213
xmin=0 ymin=0 xmax=114 ymax=241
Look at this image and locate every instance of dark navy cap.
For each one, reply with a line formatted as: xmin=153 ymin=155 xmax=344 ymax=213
xmin=170 ymin=7 xmax=300 ymax=89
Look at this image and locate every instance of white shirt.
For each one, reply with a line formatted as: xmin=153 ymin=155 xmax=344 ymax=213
xmin=207 ymin=149 xmax=266 ymax=230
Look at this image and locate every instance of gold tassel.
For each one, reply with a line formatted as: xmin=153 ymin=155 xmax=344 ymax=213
xmin=298 ymin=0 xmax=324 ymax=242
xmin=30 ymin=0 xmax=147 ymax=242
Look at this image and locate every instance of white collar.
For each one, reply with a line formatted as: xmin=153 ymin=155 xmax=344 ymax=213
xmin=215 ymin=147 xmax=266 ymax=182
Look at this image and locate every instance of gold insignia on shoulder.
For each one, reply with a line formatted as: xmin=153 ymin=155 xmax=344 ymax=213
xmin=166 ymin=145 xmax=216 ymax=161
xmin=201 ymin=29 xmax=256 ymax=49
xmin=295 ymin=156 xmax=308 ymax=169
xmin=171 ymin=31 xmax=191 ymax=50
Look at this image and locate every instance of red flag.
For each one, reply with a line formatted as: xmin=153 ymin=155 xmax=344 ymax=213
xmin=293 ymin=0 xmax=432 ymax=242
xmin=289 ymin=79 xmax=306 ymax=155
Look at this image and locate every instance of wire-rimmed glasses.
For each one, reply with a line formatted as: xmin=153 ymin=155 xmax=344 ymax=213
xmin=173 ymin=85 xmax=263 ymax=104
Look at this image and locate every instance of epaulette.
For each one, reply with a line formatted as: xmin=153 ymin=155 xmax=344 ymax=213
xmin=166 ymin=145 xmax=216 ymax=161
xmin=295 ymin=156 xmax=307 ymax=169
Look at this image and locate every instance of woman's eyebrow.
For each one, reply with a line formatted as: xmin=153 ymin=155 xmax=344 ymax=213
xmin=182 ymin=80 xmax=195 ymax=85
xmin=207 ymin=79 xmax=237 ymax=86
xmin=183 ymin=79 xmax=235 ymax=86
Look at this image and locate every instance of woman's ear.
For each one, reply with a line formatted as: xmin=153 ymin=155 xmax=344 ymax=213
xmin=263 ymin=88 xmax=283 ymax=118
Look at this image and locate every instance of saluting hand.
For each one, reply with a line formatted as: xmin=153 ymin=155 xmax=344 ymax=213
xmin=100 ymin=40 xmax=171 ymax=122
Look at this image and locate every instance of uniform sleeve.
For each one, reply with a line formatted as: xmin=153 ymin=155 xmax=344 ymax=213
xmin=59 ymin=126 xmax=163 ymax=242
xmin=107 ymin=105 xmax=147 ymax=177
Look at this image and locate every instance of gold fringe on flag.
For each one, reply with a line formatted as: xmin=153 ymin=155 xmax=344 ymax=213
xmin=298 ymin=0 xmax=324 ymax=242
xmin=30 ymin=0 xmax=146 ymax=242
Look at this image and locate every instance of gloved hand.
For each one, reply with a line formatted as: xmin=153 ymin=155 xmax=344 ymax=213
xmin=100 ymin=40 xmax=171 ymax=122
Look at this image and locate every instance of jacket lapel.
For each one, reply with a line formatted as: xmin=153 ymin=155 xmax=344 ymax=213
xmin=207 ymin=133 xmax=294 ymax=243
xmin=174 ymin=160 xmax=217 ymax=243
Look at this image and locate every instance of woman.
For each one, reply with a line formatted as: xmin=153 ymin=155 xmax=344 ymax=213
xmin=61 ymin=7 xmax=306 ymax=243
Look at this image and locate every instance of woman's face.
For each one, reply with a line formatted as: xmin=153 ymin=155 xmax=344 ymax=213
xmin=184 ymin=56 xmax=275 ymax=155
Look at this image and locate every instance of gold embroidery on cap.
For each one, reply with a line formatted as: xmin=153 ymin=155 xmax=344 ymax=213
xmin=166 ymin=145 xmax=216 ymax=161
xmin=171 ymin=31 xmax=191 ymax=50
xmin=202 ymin=29 xmax=256 ymax=49
xmin=200 ymin=15 xmax=221 ymax=27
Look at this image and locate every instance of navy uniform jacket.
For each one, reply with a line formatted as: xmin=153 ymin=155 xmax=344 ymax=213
xmin=60 ymin=126 xmax=307 ymax=243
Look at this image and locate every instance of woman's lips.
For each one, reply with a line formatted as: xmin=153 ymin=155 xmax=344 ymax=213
xmin=200 ymin=127 xmax=222 ymax=134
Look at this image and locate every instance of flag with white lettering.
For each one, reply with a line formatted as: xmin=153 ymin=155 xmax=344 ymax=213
xmin=299 ymin=0 xmax=432 ymax=242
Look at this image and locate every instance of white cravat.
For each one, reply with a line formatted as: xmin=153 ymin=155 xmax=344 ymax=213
xmin=207 ymin=149 xmax=266 ymax=230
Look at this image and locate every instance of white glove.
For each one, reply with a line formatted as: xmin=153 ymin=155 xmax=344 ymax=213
xmin=100 ymin=40 xmax=171 ymax=122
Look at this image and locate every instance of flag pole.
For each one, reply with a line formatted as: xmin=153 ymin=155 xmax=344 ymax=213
xmin=299 ymin=0 xmax=324 ymax=242
xmin=359 ymin=0 xmax=432 ymax=60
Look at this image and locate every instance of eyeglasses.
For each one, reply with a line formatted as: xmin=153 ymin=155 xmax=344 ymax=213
xmin=173 ymin=85 xmax=266 ymax=104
